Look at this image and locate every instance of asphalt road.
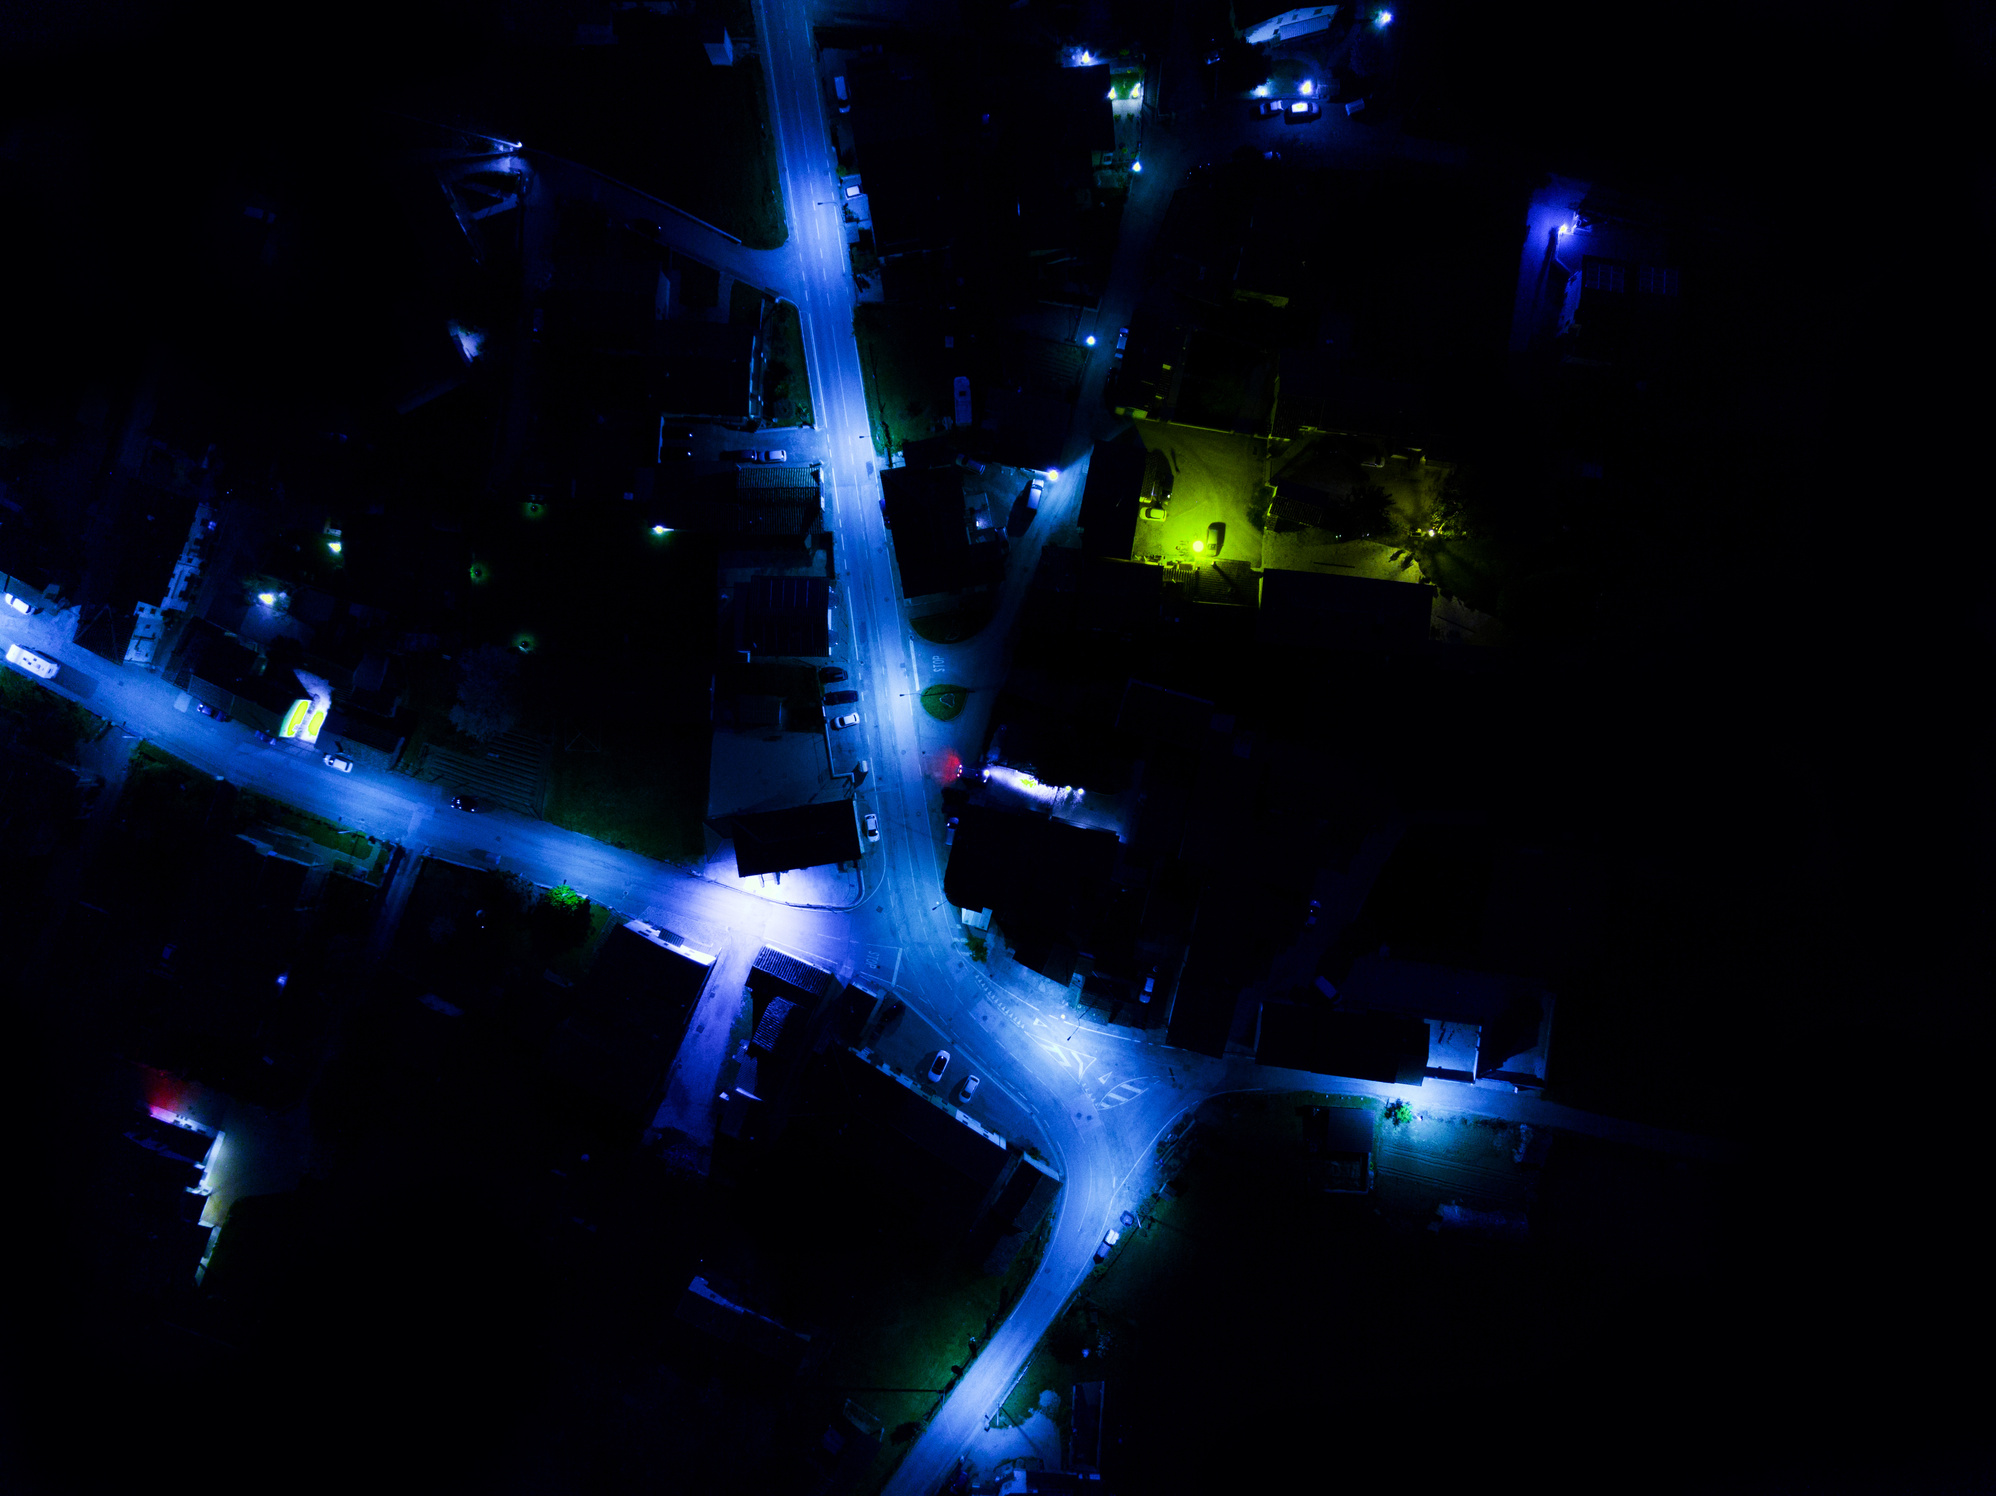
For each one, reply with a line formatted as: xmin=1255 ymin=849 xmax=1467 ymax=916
xmin=0 ymin=18 xmax=1721 ymax=1491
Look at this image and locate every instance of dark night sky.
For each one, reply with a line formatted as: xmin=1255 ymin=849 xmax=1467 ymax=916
xmin=4 ymin=1 xmax=1992 ymax=1491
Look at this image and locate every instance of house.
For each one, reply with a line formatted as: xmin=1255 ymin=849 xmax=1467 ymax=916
xmin=1077 ymin=433 xmax=1145 ymax=560
xmin=644 ymin=321 xmax=760 ymax=423
xmin=712 ymin=800 xmax=864 ymax=879
xmin=1550 ymin=188 xmax=1686 ymax=376
xmin=880 ymin=462 xmax=1002 ymax=602
xmin=1256 ymin=998 xmax=1431 ymax=1084
xmin=743 ymin=574 xmax=831 ymax=658
xmin=547 ymin=922 xmax=715 ymax=1129
xmin=721 ymin=946 xmax=844 ymax=1144
xmin=943 ymin=803 xmax=1119 ymax=986
xmin=1327 ymin=954 xmax=1555 ymax=1089
xmin=840 ymin=1047 xmax=1021 ymax=1245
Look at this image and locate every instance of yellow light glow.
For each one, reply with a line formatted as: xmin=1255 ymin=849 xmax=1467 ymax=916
xmin=279 ymin=699 xmax=310 ymax=738
xmin=1193 ymin=540 xmax=1205 ymax=553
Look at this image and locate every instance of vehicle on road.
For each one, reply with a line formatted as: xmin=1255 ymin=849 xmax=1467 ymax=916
xmin=1200 ymin=521 xmax=1226 ymax=557
xmin=323 ymin=754 xmax=353 ymax=773
xmin=4 ymin=643 xmax=57 ymax=679
xmin=1114 ymin=327 xmax=1128 ymax=358
xmin=820 ymin=666 xmax=847 ymax=683
xmin=852 ymin=759 xmax=870 ymax=783
xmin=1027 ymin=477 xmax=1044 ymax=511
xmin=927 ymin=1050 xmax=951 ymax=1084
xmin=823 ymin=689 xmax=859 ymax=705
xmin=1257 ymin=99 xmax=1284 ymax=117
xmin=1095 ymin=1227 xmax=1121 ymax=1262
xmin=830 ymin=712 xmax=861 ymax=730
xmin=450 ymin=794 xmax=480 ymax=812
xmin=957 ymin=1074 xmax=981 ymax=1103
xmin=944 ymin=813 xmax=958 ymax=847
xmin=864 ymin=812 xmax=879 ymax=843
xmin=1286 ymin=99 xmax=1322 ymax=121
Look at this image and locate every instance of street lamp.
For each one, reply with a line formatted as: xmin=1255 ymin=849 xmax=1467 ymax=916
xmin=1131 ymin=159 xmax=1143 ymax=173
xmin=1085 ymin=334 xmax=1097 ymax=346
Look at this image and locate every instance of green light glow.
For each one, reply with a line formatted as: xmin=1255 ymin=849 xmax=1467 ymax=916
xmin=279 ymin=699 xmax=310 ymax=738
xmin=469 ymin=563 xmax=490 ymax=583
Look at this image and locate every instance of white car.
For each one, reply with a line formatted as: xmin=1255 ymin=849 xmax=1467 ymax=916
xmin=957 ymin=1073 xmax=981 ymax=1103
xmin=1095 ymin=1227 xmax=1121 ymax=1262
xmin=926 ymin=1050 xmax=951 ymax=1084
xmin=863 ymin=812 xmax=879 ymax=843
xmin=323 ymin=754 xmax=354 ymax=773
xmin=1028 ymin=478 xmax=1045 ymax=510
xmin=3 ymin=591 xmax=42 ymax=615
xmin=4 ymin=642 xmax=57 ymax=679
xmin=831 ymin=712 xmax=861 ymax=730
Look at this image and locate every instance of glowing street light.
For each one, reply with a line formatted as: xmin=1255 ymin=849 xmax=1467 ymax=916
xmin=1131 ymin=159 xmax=1143 ymax=173
xmin=1253 ymin=84 xmax=1268 ymax=97
xmin=257 ymin=592 xmax=277 ymax=606
xmin=1300 ymin=79 xmax=1314 ymax=95
xmin=651 ymin=524 xmax=671 ymax=535
xmin=327 ymin=540 xmax=342 ymax=554
xmin=1376 ymin=8 xmax=1393 ymax=25
xmin=1080 ymin=50 xmax=1092 ymax=64
xmin=1047 ymin=468 xmax=1062 ymax=480
xmin=1085 ymin=334 xmax=1097 ymax=346
xmin=1192 ymin=540 xmax=1205 ymax=553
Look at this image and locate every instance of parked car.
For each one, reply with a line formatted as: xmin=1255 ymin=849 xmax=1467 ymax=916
xmin=1114 ymin=327 xmax=1129 ymax=358
xmin=1200 ymin=521 xmax=1226 ymax=557
xmin=323 ymin=754 xmax=354 ymax=773
xmin=823 ymin=689 xmax=859 ymax=705
xmin=1305 ymin=899 xmax=1321 ymax=927
xmin=253 ymin=730 xmax=277 ymax=745
xmin=957 ymin=1074 xmax=981 ymax=1103
xmin=927 ymin=1050 xmax=951 ymax=1084
xmin=753 ymin=449 xmax=788 ymax=463
xmin=1141 ymin=506 xmax=1167 ymax=522
xmin=864 ymin=812 xmax=879 ymax=843
xmin=1095 ymin=1227 xmax=1121 ymax=1262
xmin=4 ymin=643 xmax=57 ymax=679
xmin=1027 ymin=477 xmax=1045 ymax=510
xmin=820 ymin=666 xmax=848 ymax=683
xmin=2 ymin=590 xmax=41 ymax=615
xmin=450 ymin=794 xmax=480 ymax=812
xmin=1286 ymin=99 xmax=1322 ymax=121
xmin=831 ymin=712 xmax=862 ymax=730
xmin=1256 ymin=99 xmax=1284 ymax=117
xmin=1141 ymin=969 xmax=1157 ymax=1002
xmin=194 ymin=702 xmax=217 ymax=717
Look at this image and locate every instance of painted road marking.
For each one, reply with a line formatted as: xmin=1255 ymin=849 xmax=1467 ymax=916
xmin=1097 ymin=1079 xmax=1152 ymax=1109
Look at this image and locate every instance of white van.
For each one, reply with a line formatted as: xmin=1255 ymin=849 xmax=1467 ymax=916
xmin=5 ymin=642 xmax=57 ymax=679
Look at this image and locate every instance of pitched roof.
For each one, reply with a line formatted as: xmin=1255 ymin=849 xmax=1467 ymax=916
xmin=724 ymin=801 xmax=862 ymax=876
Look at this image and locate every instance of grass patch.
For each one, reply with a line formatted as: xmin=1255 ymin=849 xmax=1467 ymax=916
xmin=0 ymin=666 xmax=106 ymax=757
xmin=545 ymin=728 xmax=711 ymax=864
xmin=234 ymin=791 xmax=390 ymax=880
xmin=854 ymin=304 xmax=950 ymax=455
xmin=765 ymin=300 xmax=814 ymax=429
xmin=919 ymin=683 xmax=968 ymax=720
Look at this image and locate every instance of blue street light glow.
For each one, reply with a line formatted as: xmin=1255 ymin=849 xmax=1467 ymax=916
xmin=1377 ymin=9 xmax=1393 ymax=25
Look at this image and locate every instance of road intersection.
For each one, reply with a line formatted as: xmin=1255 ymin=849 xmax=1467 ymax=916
xmin=0 ymin=14 xmax=1720 ymax=1490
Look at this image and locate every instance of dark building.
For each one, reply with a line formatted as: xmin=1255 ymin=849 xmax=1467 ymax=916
xmin=880 ymin=461 xmax=1002 ymax=601
xmin=1256 ymin=998 xmax=1431 ymax=1083
xmin=547 ymin=923 xmax=715 ymax=1129
xmin=1077 ymin=432 xmax=1145 ymax=560
xmin=1257 ymin=568 xmax=1434 ymax=654
xmin=714 ymin=800 xmax=863 ymax=878
xmin=744 ymin=574 xmax=830 ymax=658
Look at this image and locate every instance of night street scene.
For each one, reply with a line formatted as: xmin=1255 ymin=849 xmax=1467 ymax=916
xmin=3 ymin=0 xmax=1989 ymax=1492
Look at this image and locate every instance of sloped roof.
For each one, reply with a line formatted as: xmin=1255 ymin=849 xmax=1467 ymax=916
xmin=725 ymin=801 xmax=862 ymax=876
